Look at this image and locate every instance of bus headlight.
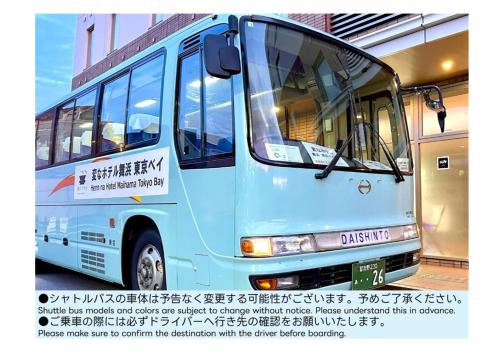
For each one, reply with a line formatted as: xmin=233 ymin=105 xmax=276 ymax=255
xmin=403 ymin=224 xmax=419 ymax=239
xmin=241 ymin=235 xmax=317 ymax=257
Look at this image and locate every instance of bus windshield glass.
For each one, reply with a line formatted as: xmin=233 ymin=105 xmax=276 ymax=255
xmin=244 ymin=20 xmax=412 ymax=173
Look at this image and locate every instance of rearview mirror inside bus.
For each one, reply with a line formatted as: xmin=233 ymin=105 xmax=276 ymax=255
xmin=204 ymin=34 xmax=241 ymax=79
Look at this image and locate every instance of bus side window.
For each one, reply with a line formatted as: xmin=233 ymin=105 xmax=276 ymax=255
xmin=127 ymin=54 xmax=164 ymax=145
xmin=98 ymin=73 xmax=129 ymax=153
xmin=177 ymin=52 xmax=202 ymax=160
xmin=35 ymin=110 xmax=54 ymax=168
xmin=203 ymin=67 xmax=233 ymax=156
xmin=176 ymin=46 xmax=235 ymax=163
xmin=72 ymin=90 xmax=97 ymax=159
xmin=54 ymin=101 xmax=75 ymax=163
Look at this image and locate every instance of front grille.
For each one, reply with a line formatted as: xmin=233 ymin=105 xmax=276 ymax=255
xmin=386 ymin=252 xmax=414 ymax=273
xmin=298 ymin=264 xmax=352 ymax=289
xmin=250 ymin=250 xmax=418 ymax=290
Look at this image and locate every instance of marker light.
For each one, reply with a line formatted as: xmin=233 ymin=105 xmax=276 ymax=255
xmin=241 ymin=235 xmax=317 ymax=257
xmin=413 ymin=250 xmax=421 ymax=263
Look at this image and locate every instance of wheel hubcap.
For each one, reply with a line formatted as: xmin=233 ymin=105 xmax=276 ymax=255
xmin=136 ymin=244 xmax=164 ymax=290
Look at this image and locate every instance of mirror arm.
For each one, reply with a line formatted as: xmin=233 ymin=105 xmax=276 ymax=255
xmin=400 ymin=85 xmax=444 ymax=107
xmin=227 ymin=15 xmax=239 ymax=46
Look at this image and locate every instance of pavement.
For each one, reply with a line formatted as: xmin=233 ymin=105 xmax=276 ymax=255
xmin=35 ymin=259 xmax=468 ymax=291
xmin=389 ymin=263 xmax=468 ymax=290
xmin=35 ymin=260 xmax=121 ymax=290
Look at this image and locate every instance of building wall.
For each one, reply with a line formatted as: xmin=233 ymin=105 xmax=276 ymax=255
xmin=72 ymin=14 xmax=209 ymax=89
xmin=72 ymin=13 xmax=329 ymax=90
xmin=288 ymin=14 xmax=329 ymax=32
xmin=74 ymin=14 xmax=113 ymax=75
xmin=112 ymin=14 xmax=152 ymax=52
xmin=74 ymin=14 xmax=157 ymax=76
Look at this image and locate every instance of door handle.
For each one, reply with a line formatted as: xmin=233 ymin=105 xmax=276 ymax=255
xmin=43 ymin=235 xmax=48 ymax=242
xmin=63 ymin=238 xmax=68 ymax=246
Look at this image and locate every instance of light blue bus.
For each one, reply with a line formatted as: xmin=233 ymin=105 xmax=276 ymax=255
xmin=35 ymin=14 xmax=447 ymax=290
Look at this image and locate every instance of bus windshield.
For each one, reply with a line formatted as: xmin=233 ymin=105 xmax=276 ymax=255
xmin=244 ymin=20 xmax=412 ymax=173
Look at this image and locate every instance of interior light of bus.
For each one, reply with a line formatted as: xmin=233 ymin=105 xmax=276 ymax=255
xmin=79 ymin=122 xmax=93 ymax=129
xmin=189 ymin=77 xmax=218 ymax=89
xmin=134 ymin=98 xmax=158 ymax=108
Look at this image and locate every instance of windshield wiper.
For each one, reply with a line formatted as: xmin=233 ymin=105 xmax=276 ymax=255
xmin=314 ymin=127 xmax=355 ymax=179
xmin=316 ymin=95 xmax=405 ymax=182
xmin=353 ymin=90 xmax=405 ymax=183
xmin=362 ymin=121 xmax=405 ymax=183
xmin=315 ymin=90 xmax=358 ymax=180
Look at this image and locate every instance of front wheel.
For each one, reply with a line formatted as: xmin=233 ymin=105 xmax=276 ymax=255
xmin=130 ymin=229 xmax=166 ymax=290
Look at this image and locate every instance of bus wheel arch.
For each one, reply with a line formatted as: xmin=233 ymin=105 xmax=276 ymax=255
xmin=121 ymin=215 xmax=165 ymax=290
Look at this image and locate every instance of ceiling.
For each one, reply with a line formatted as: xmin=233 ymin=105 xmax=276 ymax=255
xmin=381 ymin=31 xmax=468 ymax=86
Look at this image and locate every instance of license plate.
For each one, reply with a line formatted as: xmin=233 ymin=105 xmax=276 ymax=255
xmin=352 ymin=259 xmax=386 ymax=290
xmin=339 ymin=228 xmax=391 ymax=248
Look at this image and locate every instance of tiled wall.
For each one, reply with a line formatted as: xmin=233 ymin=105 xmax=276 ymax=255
xmin=72 ymin=14 xmax=209 ymax=90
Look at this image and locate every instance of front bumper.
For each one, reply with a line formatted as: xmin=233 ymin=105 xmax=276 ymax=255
xmin=231 ymin=238 xmax=421 ymax=290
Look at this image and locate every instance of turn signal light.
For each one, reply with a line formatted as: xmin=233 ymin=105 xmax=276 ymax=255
xmin=240 ymin=238 xmax=273 ymax=257
xmin=255 ymin=278 xmax=278 ymax=290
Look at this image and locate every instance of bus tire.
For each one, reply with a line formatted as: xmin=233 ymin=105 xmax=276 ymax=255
xmin=130 ymin=228 xmax=166 ymax=290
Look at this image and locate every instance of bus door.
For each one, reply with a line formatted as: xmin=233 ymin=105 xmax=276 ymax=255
xmin=174 ymin=27 xmax=236 ymax=288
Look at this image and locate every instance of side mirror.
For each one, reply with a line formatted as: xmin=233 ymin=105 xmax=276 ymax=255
xmin=204 ymin=34 xmax=241 ymax=79
xmin=401 ymin=84 xmax=447 ymax=133
xmin=438 ymin=110 xmax=447 ymax=133
xmin=423 ymin=90 xmax=446 ymax=133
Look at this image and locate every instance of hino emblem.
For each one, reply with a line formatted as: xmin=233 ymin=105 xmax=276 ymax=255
xmin=358 ymin=179 xmax=372 ymax=195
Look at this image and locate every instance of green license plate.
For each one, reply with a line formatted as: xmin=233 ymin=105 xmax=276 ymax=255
xmin=352 ymin=259 xmax=386 ymax=290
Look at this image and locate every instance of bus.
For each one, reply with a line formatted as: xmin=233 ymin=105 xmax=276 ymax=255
xmin=35 ymin=14 xmax=447 ymax=290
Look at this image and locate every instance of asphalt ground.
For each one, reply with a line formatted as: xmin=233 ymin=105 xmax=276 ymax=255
xmin=36 ymin=260 xmax=121 ymax=290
